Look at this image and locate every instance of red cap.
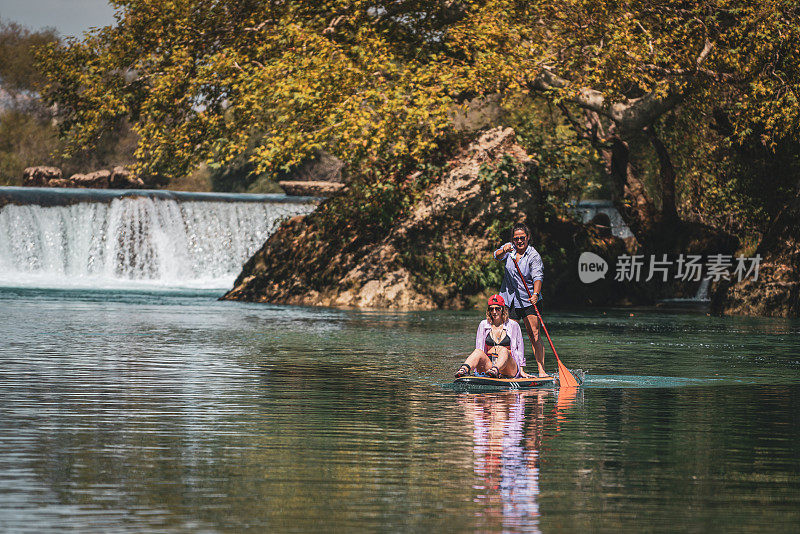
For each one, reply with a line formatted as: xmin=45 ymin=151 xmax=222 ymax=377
xmin=488 ymin=294 xmax=505 ymax=307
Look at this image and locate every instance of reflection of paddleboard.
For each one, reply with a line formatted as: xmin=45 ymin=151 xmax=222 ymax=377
xmin=454 ymin=375 xmax=557 ymax=390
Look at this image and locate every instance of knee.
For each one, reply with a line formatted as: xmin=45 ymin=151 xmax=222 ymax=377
xmin=467 ymin=349 xmax=485 ymax=362
xmin=494 ymin=346 xmax=510 ymax=361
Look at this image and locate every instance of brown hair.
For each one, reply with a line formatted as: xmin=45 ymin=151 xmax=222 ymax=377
xmin=486 ymin=305 xmax=509 ymax=324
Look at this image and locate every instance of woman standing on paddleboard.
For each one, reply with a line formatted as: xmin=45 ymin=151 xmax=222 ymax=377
xmin=454 ymin=294 xmax=528 ymax=379
xmin=494 ymin=222 xmax=549 ymax=378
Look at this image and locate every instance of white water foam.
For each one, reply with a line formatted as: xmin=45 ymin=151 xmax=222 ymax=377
xmin=0 ymin=197 xmax=315 ymax=290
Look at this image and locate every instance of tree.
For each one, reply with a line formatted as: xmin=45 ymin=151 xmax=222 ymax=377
xmin=37 ymin=1 xmax=470 ymax=181
xmin=38 ymin=1 xmax=800 ymax=255
xmin=0 ymin=18 xmax=59 ymax=99
xmin=0 ymin=19 xmax=62 ymax=184
xmin=446 ymin=0 xmax=800 ymax=253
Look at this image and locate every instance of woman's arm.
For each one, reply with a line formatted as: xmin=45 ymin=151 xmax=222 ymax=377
xmin=493 ymin=242 xmax=514 ymax=260
xmin=529 ymin=251 xmax=544 ymax=303
xmin=532 ymin=280 xmax=542 ymax=304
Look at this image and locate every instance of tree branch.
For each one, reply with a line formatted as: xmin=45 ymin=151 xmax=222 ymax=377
xmin=529 ymin=68 xmax=689 ymax=136
xmin=527 ymin=40 xmax=718 ymax=136
xmin=696 ymin=38 xmax=714 ymax=68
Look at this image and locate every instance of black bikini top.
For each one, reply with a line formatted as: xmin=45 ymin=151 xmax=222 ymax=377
xmin=485 ymin=330 xmax=511 ymax=347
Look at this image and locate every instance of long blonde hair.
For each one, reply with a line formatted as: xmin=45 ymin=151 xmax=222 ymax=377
xmin=486 ymin=305 xmax=509 ymax=324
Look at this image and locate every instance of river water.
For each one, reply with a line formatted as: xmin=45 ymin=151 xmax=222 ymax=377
xmin=1 ymin=286 xmax=798 ymax=533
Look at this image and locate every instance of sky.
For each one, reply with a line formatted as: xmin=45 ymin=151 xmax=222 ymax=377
xmin=0 ymin=0 xmax=116 ymax=37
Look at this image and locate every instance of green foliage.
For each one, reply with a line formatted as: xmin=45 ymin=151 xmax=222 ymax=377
xmin=448 ymin=1 xmax=800 ymax=244
xmin=0 ymin=17 xmax=140 ymax=185
xmin=208 ymin=154 xmax=268 ymax=194
xmin=0 ymin=18 xmax=63 ymax=185
xmin=0 ymin=18 xmax=58 ymax=95
xmin=0 ymin=107 xmax=138 ymax=185
xmin=0 ymin=109 xmax=61 ymax=185
xmin=292 ymin=156 xmax=449 ymax=291
xmin=411 ymin=244 xmax=503 ymax=294
xmin=502 ymin=96 xmax=603 ymax=205
xmin=36 ymin=1 xmax=471 ymax=183
xmin=61 ymin=119 xmax=138 ymax=177
xmin=318 ymin=157 xmax=446 ymax=241
xmin=32 ymin=0 xmax=800 ymax=250
xmin=673 ymin=110 xmax=800 ymax=238
xmin=450 ymin=0 xmax=800 ymax=143
xmin=477 ymin=154 xmax=522 ymax=195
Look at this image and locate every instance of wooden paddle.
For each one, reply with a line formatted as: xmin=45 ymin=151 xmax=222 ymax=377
xmin=511 ymin=255 xmax=580 ymax=388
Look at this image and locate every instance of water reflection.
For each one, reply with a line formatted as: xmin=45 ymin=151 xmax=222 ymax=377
xmin=2 ymin=289 xmax=798 ymax=532
xmin=459 ymin=388 xmax=580 ymax=532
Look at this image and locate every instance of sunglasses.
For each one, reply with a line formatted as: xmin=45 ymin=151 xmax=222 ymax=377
xmin=512 ymin=236 xmax=527 ymax=242
xmin=488 ymin=306 xmax=503 ymax=312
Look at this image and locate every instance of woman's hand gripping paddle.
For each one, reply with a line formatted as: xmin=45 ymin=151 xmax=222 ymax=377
xmin=511 ymin=256 xmax=580 ymax=388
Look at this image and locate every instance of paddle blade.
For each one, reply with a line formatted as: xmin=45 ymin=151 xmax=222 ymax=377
xmin=556 ymin=357 xmax=580 ymax=388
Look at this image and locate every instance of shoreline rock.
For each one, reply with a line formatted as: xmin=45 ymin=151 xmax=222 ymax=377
xmin=223 ymin=127 xmax=535 ymax=308
xmin=21 ymin=166 xmax=62 ymax=186
xmin=278 ymin=180 xmax=345 ymax=197
xmin=712 ymin=191 xmax=800 ymax=318
xmin=22 ymin=166 xmax=144 ymax=189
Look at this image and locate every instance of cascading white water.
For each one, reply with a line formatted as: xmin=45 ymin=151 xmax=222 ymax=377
xmin=693 ymin=278 xmax=711 ymax=302
xmin=0 ymin=196 xmax=315 ymax=289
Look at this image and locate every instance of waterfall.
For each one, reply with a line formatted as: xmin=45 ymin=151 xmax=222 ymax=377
xmin=694 ymin=278 xmax=711 ymax=302
xmin=0 ymin=189 xmax=316 ymax=290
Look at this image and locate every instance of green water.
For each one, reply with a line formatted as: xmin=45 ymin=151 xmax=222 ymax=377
xmin=1 ymin=287 xmax=799 ymax=532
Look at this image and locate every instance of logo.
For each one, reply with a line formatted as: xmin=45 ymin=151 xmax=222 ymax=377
xmin=578 ymin=252 xmax=608 ymax=284
xmin=577 ymin=253 xmax=761 ymax=284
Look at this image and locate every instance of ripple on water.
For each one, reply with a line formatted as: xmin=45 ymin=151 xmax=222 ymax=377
xmin=1 ymin=290 xmax=799 ymax=532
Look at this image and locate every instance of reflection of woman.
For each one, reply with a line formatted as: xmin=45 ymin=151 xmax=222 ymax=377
xmin=454 ymin=295 xmax=528 ymax=379
xmin=459 ymin=390 xmax=548 ymax=531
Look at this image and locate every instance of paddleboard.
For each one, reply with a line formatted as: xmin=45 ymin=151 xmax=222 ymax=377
xmin=453 ymin=375 xmax=557 ymax=390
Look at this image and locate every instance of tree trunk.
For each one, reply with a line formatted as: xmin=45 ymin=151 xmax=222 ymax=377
xmin=581 ymin=110 xmax=736 ymax=257
xmin=583 ymin=110 xmax=660 ymax=248
xmin=646 ymin=126 xmax=679 ymax=223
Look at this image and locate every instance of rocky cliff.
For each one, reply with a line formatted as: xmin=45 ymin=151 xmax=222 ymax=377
xmin=222 ymin=127 xmax=629 ymax=309
xmin=713 ymin=191 xmax=800 ymax=318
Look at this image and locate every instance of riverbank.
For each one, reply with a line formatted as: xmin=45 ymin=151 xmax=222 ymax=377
xmin=712 ymin=190 xmax=800 ymax=318
xmin=2 ymin=151 xmax=795 ymax=317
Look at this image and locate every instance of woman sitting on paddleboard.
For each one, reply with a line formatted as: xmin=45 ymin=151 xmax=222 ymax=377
xmin=454 ymin=294 xmax=528 ymax=379
xmin=494 ymin=222 xmax=549 ymax=378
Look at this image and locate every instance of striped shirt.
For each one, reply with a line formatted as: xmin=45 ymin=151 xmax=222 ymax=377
xmin=495 ymin=243 xmax=544 ymax=308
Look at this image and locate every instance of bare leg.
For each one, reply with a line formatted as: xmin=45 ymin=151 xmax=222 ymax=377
xmin=492 ymin=346 xmax=519 ymax=378
xmin=522 ymin=314 xmax=548 ymax=377
xmin=458 ymin=349 xmax=494 ymax=376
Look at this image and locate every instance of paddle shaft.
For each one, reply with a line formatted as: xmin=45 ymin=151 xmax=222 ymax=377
xmin=510 ymin=254 xmax=579 ymax=387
